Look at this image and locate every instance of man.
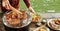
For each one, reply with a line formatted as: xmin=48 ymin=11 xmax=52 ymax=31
xmin=1 ymin=0 xmax=35 ymax=14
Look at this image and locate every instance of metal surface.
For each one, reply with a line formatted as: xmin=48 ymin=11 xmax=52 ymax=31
xmin=2 ymin=12 xmax=32 ymax=28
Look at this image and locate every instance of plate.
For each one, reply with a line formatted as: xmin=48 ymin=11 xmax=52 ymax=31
xmin=33 ymin=27 xmax=50 ymax=31
xmin=47 ymin=19 xmax=60 ymax=30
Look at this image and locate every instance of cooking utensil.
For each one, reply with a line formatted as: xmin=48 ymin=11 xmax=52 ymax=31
xmin=2 ymin=11 xmax=32 ymax=28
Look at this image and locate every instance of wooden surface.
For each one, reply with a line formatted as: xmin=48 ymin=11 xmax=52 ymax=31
xmin=0 ymin=13 xmax=5 ymax=31
xmin=0 ymin=13 xmax=60 ymax=31
xmin=0 ymin=0 xmax=1 ymax=8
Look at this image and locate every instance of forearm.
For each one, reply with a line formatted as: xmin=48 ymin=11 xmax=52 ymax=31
xmin=23 ymin=0 xmax=30 ymax=8
xmin=23 ymin=0 xmax=35 ymax=13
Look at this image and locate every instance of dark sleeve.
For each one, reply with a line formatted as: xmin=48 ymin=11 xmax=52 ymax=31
xmin=0 ymin=0 xmax=1 ymax=8
xmin=23 ymin=0 xmax=30 ymax=8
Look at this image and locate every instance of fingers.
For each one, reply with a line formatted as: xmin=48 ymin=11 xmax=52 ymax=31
xmin=2 ymin=1 xmax=5 ymax=7
xmin=28 ymin=6 xmax=35 ymax=14
xmin=5 ymin=3 xmax=10 ymax=10
xmin=2 ymin=0 xmax=10 ymax=10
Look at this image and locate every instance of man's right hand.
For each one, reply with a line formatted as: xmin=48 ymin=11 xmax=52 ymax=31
xmin=2 ymin=0 xmax=10 ymax=10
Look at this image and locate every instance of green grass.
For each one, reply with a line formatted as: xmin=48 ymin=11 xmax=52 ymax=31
xmin=20 ymin=0 xmax=60 ymax=13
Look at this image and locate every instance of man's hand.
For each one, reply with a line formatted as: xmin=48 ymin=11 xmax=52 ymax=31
xmin=28 ymin=6 xmax=35 ymax=14
xmin=2 ymin=0 xmax=10 ymax=10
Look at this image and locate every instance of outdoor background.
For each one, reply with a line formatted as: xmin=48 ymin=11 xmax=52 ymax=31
xmin=0 ymin=0 xmax=60 ymax=13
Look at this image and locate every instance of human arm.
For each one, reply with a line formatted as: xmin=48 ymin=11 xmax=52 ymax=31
xmin=23 ymin=0 xmax=35 ymax=14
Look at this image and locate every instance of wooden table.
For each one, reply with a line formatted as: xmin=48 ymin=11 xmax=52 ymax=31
xmin=29 ymin=22 xmax=60 ymax=31
xmin=0 ymin=13 xmax=60 ymax=31
xmin=0 ymin=13 xmax=5 ymax=31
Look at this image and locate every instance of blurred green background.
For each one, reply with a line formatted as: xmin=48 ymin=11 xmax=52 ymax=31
xmin=0 ymin=0 xmax=60 ymax=13
xmin=20 ymin=0 xmax=60 ymax=13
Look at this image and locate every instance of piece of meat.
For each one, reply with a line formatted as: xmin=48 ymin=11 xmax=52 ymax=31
xmin=38 ymin=28 xmax=41 ymax=31
xmin=8 ymin=19 xmax=20 ymax=26
xmin=18 ymin=13 xmax=23 ymax=19
xmin=18 ymin=10 xmax=27 ymax=19
xmin=6 ymin=14 xmax=12 ymax=20
xmin=6 ymin=10 xmax=27 ymax=26
xmin=57 ymin=20 xmax=60 ymax=24
xmin=32 ymin=15 xmax=40 ymax=22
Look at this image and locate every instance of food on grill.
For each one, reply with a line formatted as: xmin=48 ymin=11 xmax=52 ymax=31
xmin=5 ymin=10 xmax=27 ymax=26
xmin=48 ymin=18 xmax=60 ymax=29
xmin=32 ymin=14 xmax=41 ymax=22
